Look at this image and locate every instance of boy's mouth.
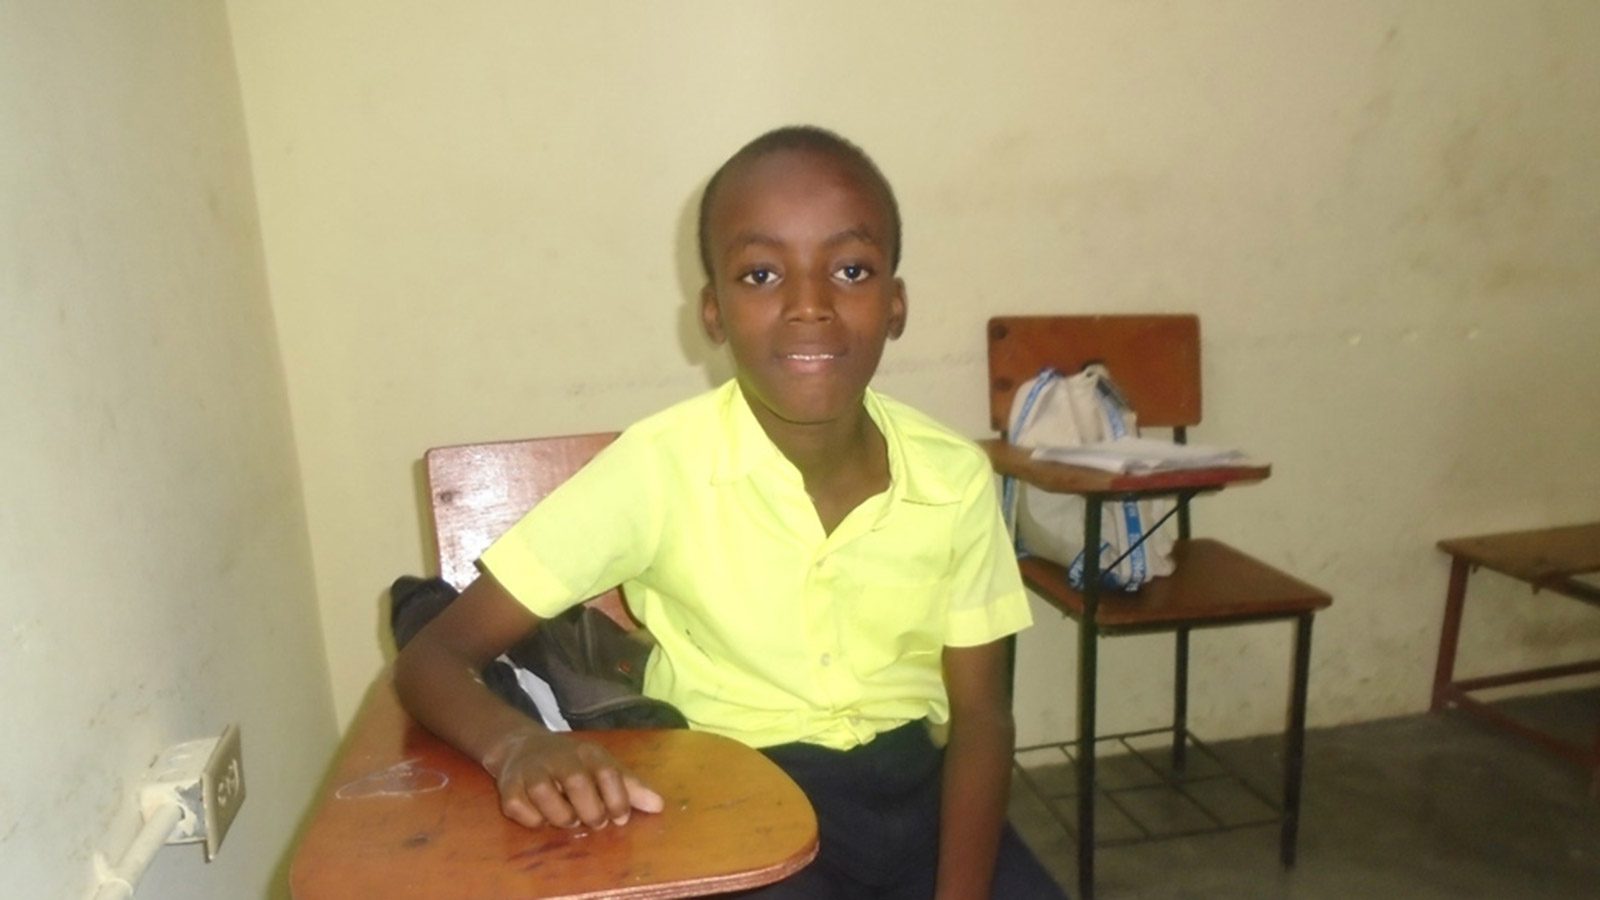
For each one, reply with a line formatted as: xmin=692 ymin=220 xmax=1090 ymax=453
xmin=778 ymin=350 xmax=845 ymax=373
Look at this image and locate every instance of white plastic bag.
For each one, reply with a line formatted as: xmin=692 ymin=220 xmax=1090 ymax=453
xmin=1002 ymin=365 xmax=1176 ymax=592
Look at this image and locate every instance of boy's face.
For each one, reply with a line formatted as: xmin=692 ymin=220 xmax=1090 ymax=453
xmin=699 ymin=149 xmax=906 ymax=432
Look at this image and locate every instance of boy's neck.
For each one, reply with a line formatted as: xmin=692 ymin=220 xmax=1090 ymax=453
xmin=743 ymin=393 xmax=891 ymax=534
xmin=764 ymin=407 xmax=879 ymax=476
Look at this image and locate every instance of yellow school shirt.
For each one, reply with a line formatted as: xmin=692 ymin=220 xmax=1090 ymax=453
xmin=480 ymin=380 xmax=1031 ymax=750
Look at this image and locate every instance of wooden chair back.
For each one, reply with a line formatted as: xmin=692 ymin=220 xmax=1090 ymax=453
xmin=424 ymin=433 xmax=634 ymax=628
xmin=986 ymin=314 xmax=1203 ymax=435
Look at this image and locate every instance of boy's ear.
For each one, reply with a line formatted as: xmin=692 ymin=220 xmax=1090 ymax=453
xmin=699 ymin=285 xmax=727 ymax=344
xmin=887 ymin=277 xmax=907 ymax=340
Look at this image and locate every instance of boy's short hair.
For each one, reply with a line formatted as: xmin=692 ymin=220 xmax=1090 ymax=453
xmin=697 ymin=125 xmax=902 ymax=282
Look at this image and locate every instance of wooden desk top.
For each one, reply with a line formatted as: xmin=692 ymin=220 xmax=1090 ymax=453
xmin=1438 ymin=522 xmax=1600 ymax=581
xmin=291 ymin=680 xmax=818 ymax=899
xmin=1438 ymin=523 xmax=1600 ymax=608
xmin=979 ymin=439 xmax=1270 ymax=496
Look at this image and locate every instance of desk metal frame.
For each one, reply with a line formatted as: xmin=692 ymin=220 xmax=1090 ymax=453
xmin=1059 ymin=491 xmax=1315 ymax=897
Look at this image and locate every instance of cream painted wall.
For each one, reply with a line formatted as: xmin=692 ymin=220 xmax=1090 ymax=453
xmin=1 ymin=4 xmax=335 ymax=899
xmin=228 ymin=0 xmax=1600 ymax=744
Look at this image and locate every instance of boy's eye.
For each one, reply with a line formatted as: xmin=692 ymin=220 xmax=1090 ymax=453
xmin=835 ymin=264 xmax=872 ymax=284
xmin=739 ymin=268 xmax=779 ymax=287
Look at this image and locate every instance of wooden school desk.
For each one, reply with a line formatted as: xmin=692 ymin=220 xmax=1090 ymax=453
xmin=1430 ymin=521 xmax=1600 ymax=796
xmin=290 ymin=679 xmax=818 ymax=899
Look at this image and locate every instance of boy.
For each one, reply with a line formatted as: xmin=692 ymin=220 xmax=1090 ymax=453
xmin=395 ymin=126 xmax=1065 ymax=899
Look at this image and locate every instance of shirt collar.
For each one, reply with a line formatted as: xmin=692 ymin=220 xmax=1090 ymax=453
xmin=864 ymin=388 xmax=961 ymax=507
xmin=711 ymin=380 xmax=789 ymax=485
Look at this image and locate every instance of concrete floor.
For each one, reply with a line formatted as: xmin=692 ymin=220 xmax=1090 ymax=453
xmin=1009 ymin=688 xmax=1600 ymax=899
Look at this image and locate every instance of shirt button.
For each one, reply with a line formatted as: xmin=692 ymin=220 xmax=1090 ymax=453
xmin=820 ymin=653 xmax=832 ymax=667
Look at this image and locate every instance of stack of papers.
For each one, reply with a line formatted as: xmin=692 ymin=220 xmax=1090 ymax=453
xmin=1030 ymin=437 xmax=1260 ymax=474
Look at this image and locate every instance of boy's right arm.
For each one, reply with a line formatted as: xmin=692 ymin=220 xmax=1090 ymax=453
xmin=391 ymin=572 xmax=663 ymax=829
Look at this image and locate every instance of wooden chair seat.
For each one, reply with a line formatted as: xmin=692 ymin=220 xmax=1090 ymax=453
xmin=1020 ymin=538 xmax=1331 ymax=632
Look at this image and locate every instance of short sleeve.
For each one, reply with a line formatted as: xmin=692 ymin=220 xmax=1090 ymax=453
xmin=943 ymin=466 xmax=1033 ymax=647
xmin=478 ymin=430 xmax=661 ymax=619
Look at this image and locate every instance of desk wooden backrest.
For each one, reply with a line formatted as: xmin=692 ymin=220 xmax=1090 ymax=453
xmin=987 ymin=314 xmax=1202 ymax=434
xmin=424 ymin=432 xmax=635 ymax=628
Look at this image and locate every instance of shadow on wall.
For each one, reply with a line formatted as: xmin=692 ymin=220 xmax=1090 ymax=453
xmin=673 ymin=177 xmax=736 ymax=390
xmin=386 ymin=183 xmax=736 ymax=668
xmin=381 ymin=457 xmax=440 ymax=665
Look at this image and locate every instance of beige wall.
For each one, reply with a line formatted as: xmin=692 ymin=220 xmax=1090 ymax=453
xmin=228 ymin=0 xmax=1600 ymax=743
xmin=1 ymin=3 xmax=335 ymax=898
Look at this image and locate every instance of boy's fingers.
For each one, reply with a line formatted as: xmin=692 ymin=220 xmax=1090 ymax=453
xmin=557 ymin=769 xmax=612 ymax=829
xmin=493 ymin=737 xmax=656 ymax=830
xmin=525 ymin=777 xmax=582 ymax=828
xmin=494 ymin=769 xmax=551 ymax=829
xmin=592 ymin=766 xmax=636 ymax=825
xmin=624 ymin=774 xmax=665 ymax=814
xmin=500 ymin=792 xmax=548 ymax=830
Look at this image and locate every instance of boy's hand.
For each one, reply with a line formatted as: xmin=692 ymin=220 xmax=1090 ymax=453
xmin=483 ymin=729 xmax=664 ymax=829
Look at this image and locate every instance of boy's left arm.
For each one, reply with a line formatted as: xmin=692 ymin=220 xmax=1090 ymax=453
xmin=937 ymin=638 xmax=1015 ymax=900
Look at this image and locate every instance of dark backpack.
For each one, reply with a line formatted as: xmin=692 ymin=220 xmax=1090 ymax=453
xmin=389 ymin=575 xmax=687 ymax=730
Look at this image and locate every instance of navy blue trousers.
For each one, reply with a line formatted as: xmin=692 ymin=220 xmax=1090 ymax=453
xmin=734 ymin=721 xmax=1068 ymax=900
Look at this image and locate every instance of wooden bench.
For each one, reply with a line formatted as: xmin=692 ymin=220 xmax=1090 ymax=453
xmin=1430 ymin=522 xmax=1600 ymax=796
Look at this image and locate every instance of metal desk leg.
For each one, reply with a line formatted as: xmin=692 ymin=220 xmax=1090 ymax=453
xmin=1173 ymin=627 xmax=1190 ymax=771
xmin=1077 ymin=500 xmax=1103 ymax=900
xmin=1431 ymin=557 xmax=1470 ymax=712
xmin=1005 ymin=633 xmax=1018 ymax=700
xmin=1282 ymin=613 xmax=1314 ymax=867
xmin=1173 ymin=487 xmax=1193 ymax=771
xmin=1591 ymin=725 xmax=1599 ymax=800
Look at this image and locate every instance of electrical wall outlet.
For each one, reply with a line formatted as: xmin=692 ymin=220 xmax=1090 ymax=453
xmin=138 ymin=723 xmax=246 ymax=858
xmin=200 ymin=723 xmax=245 ymax=861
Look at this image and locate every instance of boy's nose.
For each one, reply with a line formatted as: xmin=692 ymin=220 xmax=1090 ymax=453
xmin=783 ymin=275 xmax=836 ymax=323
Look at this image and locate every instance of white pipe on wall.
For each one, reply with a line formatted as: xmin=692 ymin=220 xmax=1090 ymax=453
xmin=90 ymin=802 xmax=184 ymax=900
